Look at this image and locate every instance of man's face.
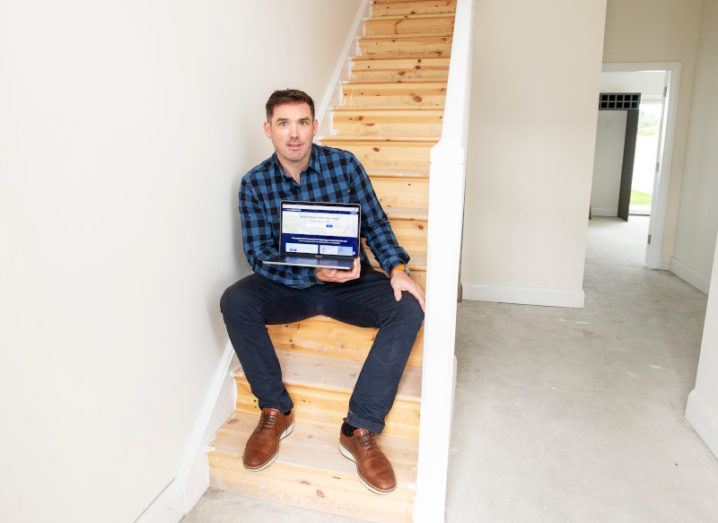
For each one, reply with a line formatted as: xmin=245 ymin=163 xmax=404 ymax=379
xmin=264 ymin=102 xmax=318 ymax=169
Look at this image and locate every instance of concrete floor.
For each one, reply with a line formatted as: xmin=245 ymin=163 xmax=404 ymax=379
xmin=184 ymin=216 xmax=718 ymax=522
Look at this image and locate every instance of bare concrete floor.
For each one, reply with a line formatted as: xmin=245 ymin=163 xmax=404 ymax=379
xmin=184 ymin=216 xmax=718 ymax=522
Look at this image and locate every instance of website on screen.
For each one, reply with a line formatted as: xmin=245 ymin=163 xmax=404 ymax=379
xmin=281 ymin=204 xmax=359 ymax=257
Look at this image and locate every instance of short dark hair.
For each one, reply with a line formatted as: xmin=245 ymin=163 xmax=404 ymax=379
xmin=265 ymin=89 xmax=315 ymax=122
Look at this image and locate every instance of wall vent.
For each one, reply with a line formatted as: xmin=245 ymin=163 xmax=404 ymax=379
xmin=598 ymin=92 xmax=640 ymax=110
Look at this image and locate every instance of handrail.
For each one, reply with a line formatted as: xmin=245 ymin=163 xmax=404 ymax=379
xmin=414 ymin=0 xmax=475 ymax=521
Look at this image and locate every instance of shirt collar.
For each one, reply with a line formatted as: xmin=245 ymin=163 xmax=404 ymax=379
xmin=270 ymin=143 xmax=321 ymax=183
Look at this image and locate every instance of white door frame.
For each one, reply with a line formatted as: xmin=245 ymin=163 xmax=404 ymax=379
xmin=601 ymin=62 xmax=681 ymax=270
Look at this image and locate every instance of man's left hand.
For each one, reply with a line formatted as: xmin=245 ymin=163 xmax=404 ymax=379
xmin=390 ymin=271 xmax=425 ymax=312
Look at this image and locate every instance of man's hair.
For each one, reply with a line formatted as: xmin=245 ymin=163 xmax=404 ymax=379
xmin=265 ymin=89 xmax=315 ymax=122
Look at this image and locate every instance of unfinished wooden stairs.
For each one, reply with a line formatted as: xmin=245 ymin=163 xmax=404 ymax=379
xmin=208 ymin=1 xmax=455 ymax=520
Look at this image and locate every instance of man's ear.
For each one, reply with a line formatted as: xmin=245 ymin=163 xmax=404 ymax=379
xmin=312 ymin=118 xmax=319 ymax=136
xmin=263 ymin=120 xmax=271 ymax=138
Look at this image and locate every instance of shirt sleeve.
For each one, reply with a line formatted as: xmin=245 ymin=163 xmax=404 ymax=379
xmin=349 ymin=154 xmax=410 ymax=273
xmin=239 ymin=177 xmax=319 ymax=289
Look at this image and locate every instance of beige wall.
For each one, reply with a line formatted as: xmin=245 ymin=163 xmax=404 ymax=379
xmin=673 ymin=0 xmax=718 ymax=281
xmin=461 ymin=0 xmax=607 ymax=303
xmin=0 ymin=1 xmax=360 ymax=522
xmin=602 ymin=0 xmax=703 ymax=261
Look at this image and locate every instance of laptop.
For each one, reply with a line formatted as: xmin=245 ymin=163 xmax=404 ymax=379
xmin=263 ymin=201 xmax=361 ymax=270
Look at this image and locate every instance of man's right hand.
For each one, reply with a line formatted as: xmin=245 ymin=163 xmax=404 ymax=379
xmin=316 ymin=257 xmax=361 ymax=283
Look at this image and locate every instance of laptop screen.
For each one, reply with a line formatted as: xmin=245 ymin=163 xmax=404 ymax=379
xmin=280 ymin=202 xmax=360 ymax=257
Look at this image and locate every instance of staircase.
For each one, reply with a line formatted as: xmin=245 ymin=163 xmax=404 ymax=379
xmin=208 ymin=1 xmax=456 ymax=521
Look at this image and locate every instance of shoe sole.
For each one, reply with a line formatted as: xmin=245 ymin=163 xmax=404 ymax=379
xmin=338 ymin=442 xmax=396 ymax=495
xmin=243 ymin=422 xmax=295 ymax=472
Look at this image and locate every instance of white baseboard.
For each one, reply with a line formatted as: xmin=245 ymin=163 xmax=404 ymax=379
xmin=316 ymin=0 xmax=370 ymax=136
xmin=686 ymin=389 xmax=718 ymax=460
xmin=670 ymin=257 xmax=710 ymax=294
xmin=463 ymin=283 xmax=585 ymax=308
xmin=137 ymin=342 xmax=237 ymax=522
xmin=135 ymin=480 xmax=183 ymax=523
xmin=591 ymin=207 xmax=618 ymax=217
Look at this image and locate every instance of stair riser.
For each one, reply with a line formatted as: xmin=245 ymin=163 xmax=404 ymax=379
xmin=268 ymin=317 xmax=424 ymax=367
xmin=351 ymin=68 xmax=449 ymax=82
xmin=387 ymin=217 xmax=427 ymax=253
xmin=352 ymin=56 xmax=449 ymax=71
xmin=325 ymin=142 xmax=431 ymax=171
xmin=343 ymin=93 xmax=445 ymax=108
xmin=235 ymin=379 xmax=420 ymax=439
xmin=372 ymin=0 xmax=457 ymax=17
xmin=372 ymin=176 xmax=430 ymax=209
xmin=364 ymin=16 xmax=454 ymax=36
xmin=333 ymin=113 xmax=442 ymax=139
xmin=359 ymin=37 xmax=451 ymax=57
xmin=209 ymin=455 xmax=413 ymax=522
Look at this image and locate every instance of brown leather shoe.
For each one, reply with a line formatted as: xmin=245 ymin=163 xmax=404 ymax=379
xmin=339 ymin=426 xmax=396 ymax=494
xmin=243 ymin=407 xmax=294 ymax=471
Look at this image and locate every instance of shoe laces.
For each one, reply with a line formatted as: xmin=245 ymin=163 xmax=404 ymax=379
xmin=256 ymin=409 xmax=279 ymax=433
xmin=357 ymin=429 xmax=377 ymax=451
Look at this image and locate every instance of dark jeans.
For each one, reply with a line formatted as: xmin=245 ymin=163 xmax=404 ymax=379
xmin=219 ymin=262 xmax=424 ymax=434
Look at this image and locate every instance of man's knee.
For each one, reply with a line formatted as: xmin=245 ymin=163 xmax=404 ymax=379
xmin=220 ymin=275 xmax=261 ymax=319
xmin=392 ymin=292 xmax=425 ymax=330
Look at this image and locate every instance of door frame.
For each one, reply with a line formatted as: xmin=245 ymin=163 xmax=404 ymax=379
xmin=601 ymin=62 xmax=681 ymax=269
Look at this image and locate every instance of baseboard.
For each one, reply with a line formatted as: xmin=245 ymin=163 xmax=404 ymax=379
xmin=670 ymin=257 xmax=710 ymax=294
xmin=591 ymin=207 xmax=618 ymax=217
xmin=686 ymin=389 xmax=718 ymax=460
xmin=134 ymin=342 xmax=236 ymax=522
xmin=316 ymin=0 xmax=370 ymax=136
xmin=135 ymin=480 xmax=183 ymax=523
xmin=463 ymin=283 xmax=585 ymax=308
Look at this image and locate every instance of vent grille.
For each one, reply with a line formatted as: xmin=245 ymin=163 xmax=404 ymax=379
xmin=599 ymin=92 xmax=640 ymax=110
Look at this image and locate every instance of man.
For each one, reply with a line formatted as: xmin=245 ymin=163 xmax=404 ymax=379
xmin=220 ymin=89 xmax=425 ymax=494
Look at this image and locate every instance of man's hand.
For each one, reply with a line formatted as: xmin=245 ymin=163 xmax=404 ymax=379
xmin=316 ymin=257 xmax=361 ymax=283
xmin=390 ymin=270 xmax=426 ymax=312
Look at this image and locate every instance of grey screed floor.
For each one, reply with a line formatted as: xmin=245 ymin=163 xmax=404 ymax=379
xmin=183 ymin=216 xmax=718 ymax=522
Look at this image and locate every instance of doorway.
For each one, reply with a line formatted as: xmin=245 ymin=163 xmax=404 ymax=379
xmin=588 ymin=63 xmax=680 ymax=269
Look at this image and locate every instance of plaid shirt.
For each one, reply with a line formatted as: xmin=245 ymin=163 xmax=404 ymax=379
xmin=239 ymin=144 xmax=409 ymax=288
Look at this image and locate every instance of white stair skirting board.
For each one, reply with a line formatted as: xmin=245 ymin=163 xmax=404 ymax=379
xmin=670 ymin=257 xmax=710 ymax=294
xmin=590 ymin=207 xmax=618 ymax=217
xmin=686 ymin=389 xmax=718 ymax=461
xmin=136 ymin=342 xmax=237 ymax=523
xmin=463 ymin=283 xmax=585 ymax=308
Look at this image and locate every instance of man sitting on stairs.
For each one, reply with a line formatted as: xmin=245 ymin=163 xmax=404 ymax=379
xmin=220 ymin=89 xmax=425 ymax=495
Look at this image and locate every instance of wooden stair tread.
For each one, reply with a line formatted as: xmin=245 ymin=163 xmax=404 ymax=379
xmin=321 ymin=137 xmax=437 ymax=145
xmin=384 ymin=206 xmax=427 ymax=221
xmin=234 ymin=349 xmax=422 ymax=400
xmin=331 ymin=107 xmax=444 ymax=115
xmin=371 ymin=0 xmax=456 ymax=17
xmin=342 ymin=80 xmax=447 ymax=90
xmin=359 ymin=33 xmax=452 ymax=42
xmin=365 ymin=13 xmax=455 ymax=22
xmin=211 ymin=414 xmax=418 ymax=481
xmin=353 ymin=54 xmax=451 ymax=63
xmin=367 ymin=167 xmax=430 ymax=178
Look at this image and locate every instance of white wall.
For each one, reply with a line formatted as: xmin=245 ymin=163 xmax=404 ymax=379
xmin=461 ymin=0 xmax=607 ymax=308
xmin=686 ymin=233 xmax=718 ymax=459
xmin=672 ymin=0 xmax=718 ymax=289
xmin=602 ymin=0 xmax=702 ymax=262
xmin=600 ymin=71 xmax=666 ymax=100
xmin=0 ymin=1 xmax=360 ymax=522
xmin=591 ymin=111 xmax=627 ymax=215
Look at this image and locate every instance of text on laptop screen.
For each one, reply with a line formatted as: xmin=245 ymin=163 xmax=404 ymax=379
xmin=281 ymin=203 xmax=359 ymax=257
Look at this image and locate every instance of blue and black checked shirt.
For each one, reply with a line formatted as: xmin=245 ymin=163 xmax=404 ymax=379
xmin=239 ymin=144 xmax=409 ymax=288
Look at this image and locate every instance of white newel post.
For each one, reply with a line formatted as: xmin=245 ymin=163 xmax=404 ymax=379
xmin=413 ymin=0 xmax=474 ymax=519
